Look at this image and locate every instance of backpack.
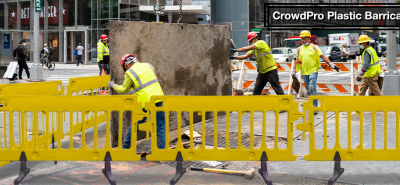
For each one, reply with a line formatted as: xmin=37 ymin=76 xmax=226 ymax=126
xmin=48 ymin=47 xmax=53 ymax=54
xmin=13 ymin=48 xmax=17 ymax=58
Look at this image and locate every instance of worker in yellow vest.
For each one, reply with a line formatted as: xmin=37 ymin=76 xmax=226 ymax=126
xmin=231 ymin=32 xmax=284 ymax=96
xmin=97 ymin=34 xmax=110 ymax=75
xmin=356 ymin=35 xmax=382 ymax=96
xmin=292 ymin=30 xmax=340 ymax=113
xmin=108 ymin=54 xmax=165 ymax=149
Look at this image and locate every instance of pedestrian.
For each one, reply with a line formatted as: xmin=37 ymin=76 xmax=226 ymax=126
xmin=340 ymin=44 xmax=350 ymax=62
xmin=76 ymin=43 xmax=84 ymax=66
xmin=108 ymin=54 xmax=165 ymax=149
xmin=48 ymin=44 xmax=54 ymax=63
xmin=292 ymin=30 xmax=340 ymax=114
xmin=97 ymin=34 xmax=110 ymax=75
xmin=230 ymin=32 xmax=285 ymax=96
xmin=15 ymin=40 xmax=30 ymax=80
xmin=356 ymin=35 xmax=382 ymax=96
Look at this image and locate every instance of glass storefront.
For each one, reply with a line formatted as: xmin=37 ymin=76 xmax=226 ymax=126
xmin=0 ymin=0 xmax=208 ymax=64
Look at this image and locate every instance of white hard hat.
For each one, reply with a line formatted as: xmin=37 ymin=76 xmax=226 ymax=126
xmin=44 ymin=44 xmax=47 ymax=46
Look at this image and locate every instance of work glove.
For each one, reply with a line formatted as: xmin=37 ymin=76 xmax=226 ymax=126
xmin=108 ymin=81 xmax=116 ymax=89
xmin=356 ymin=71 xmax=364 ymax=82
xmin=329 ymin=63 xmax=340 ymax=72
xmin=291 ymin=68 xmax=296 ymax=77
xmin=230 ymin=48 xmax=236 ymax=56
xmin=230 ymin=56 xmax=237 ymax=60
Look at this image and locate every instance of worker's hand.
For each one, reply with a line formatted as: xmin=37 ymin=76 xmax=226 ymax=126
xmin=329 ymin=63 xmax=340 ymax=72
xmin=358 ymin=71 xmax=365 ymax=77
xmin=108 ymin=81 xmax=116 ymax=89
xmin=230 ymin=48 xmax=236 ymax=56
xmin=291 ymin=68 xmax=296 ymax=77
xmin=230 ymin=56 xmax=237 ymax=60
xmin=356 ymin=75 xmax=363 ymax=82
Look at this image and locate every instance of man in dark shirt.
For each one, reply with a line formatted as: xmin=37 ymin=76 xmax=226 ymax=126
xmin=13 ymin=40 xmax=30 ymax=80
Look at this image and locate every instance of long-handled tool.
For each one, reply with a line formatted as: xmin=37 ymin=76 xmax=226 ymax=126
xmin=191 ymin=167 xmax=256 ymax=179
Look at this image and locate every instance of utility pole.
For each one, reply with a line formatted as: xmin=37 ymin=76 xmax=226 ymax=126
xmin=156 ymin=0 xmax=159 ymax=23
xmin=154 ymin=0 xmax=164 ymax=23
xmin=30 ymin=0 xmax=44 ymax=81
xmin=382 ymin=0 xmax=399 ymax=95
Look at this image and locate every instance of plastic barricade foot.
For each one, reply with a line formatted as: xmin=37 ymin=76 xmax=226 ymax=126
xmin=170 ymin=152 xmax=186 ymax=185
xmin=102 ymin=152 xmax=116 ymax=185
xmin=14 ymin=151 xmax=30 ymax=185
xmin=52 ymin=134 xmax=57 ymax=165
xmin=328 ymin=151 xmax=344 ymax=185
xmin=258 ymin=152 xmax=272 ymax=185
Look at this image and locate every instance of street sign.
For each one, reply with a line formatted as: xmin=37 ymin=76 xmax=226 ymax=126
xmin=154 ymin=5 xmax=165 ymax=16
xmin=154 ymin=10 xmax=164 ymax=16
xmin=35 ymin=0 xmax=42 ymax=12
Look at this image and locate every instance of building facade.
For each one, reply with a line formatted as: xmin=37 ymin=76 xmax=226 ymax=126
xmin=0 ymin=0 xmax=384 ymax=64
xmin=0 ymin=0 xmax=211 ymax=64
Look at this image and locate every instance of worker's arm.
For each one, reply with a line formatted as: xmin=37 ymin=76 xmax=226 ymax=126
xmin=361 ymin=52 xmax=371 ymax=73
xmin=97 ymin=45 xmax=104 ymax=62
xmin=236 ymin=53 xmax=254 ymax=60
xmin=319 ymin=54 xmax=332 ymax=64
xmin=113 ymin=74 xmax=134 ymax=94
xmin=235 ymin=45 xmax=257 ymax=53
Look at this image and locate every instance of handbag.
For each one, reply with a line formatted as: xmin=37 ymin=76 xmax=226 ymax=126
xmin=73 ymin=50 xmax=78 ymax=56
xmin=340 ymin=51 xmax=348 ymax=58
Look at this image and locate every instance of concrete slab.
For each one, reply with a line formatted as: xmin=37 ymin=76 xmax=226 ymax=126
xmin=109 ymin=21 xmax=232 ymax=145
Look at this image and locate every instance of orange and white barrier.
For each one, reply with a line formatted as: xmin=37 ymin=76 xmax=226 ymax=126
xmin=232 ymin=59 xmax=361 ymax=96
xmin=241 ymin=80 xmax=359 ymax=94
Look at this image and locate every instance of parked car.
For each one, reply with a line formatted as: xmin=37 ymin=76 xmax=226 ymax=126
xmin=319 ymin=46 xmax=341 ymax=62
xmin=272 ymin=47 xmax=296 ymax=62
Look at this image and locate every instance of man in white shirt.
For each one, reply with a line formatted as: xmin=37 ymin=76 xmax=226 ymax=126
xmin=76 ymin=43 xmax=84 ymax=66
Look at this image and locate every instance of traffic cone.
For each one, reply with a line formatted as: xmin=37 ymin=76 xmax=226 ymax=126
xmin=357 ymin=56 xmax=361 ymax=62
xmin=99 ymin=68 xmax=107 ymax=95
xmin=261 ymin=89 xmax=270 ymax=95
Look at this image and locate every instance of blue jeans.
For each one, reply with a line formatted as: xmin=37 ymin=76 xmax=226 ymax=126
xmin=48 ymin=55 xmax=52 ymax=62
xmin=42 ymin=55 xmax=48 ymax=63
xmin=77 ymin=55 xmax=83 ymax=65
xmin=122 ymin=102 xmax=166 ymax=149
xmin=303 ymin=72 xmax=318 ymax=107
xmin=98 ymin=63 xmax=110 ymax=75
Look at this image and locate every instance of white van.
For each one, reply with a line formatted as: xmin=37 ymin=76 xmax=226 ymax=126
xmin=328 ymin=33 xmax=359 ymax=59
xmin=378 ymin=34 xmax=400 ymax=57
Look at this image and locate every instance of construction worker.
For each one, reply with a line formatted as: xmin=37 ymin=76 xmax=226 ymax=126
xmin=97 ymin=34 xmax=110 ymax=75
xmin=292 ymin=30 xmax=340 ymax=113
xmin=14 ymin=40 xmax=30 ymax=80
xmin=108 ymin=54 xmax=165 ymax=149
xmin=231 ymin=32 xmax=285 ymax=96
xmin=356 ymin=35 xmax=382 ymax=96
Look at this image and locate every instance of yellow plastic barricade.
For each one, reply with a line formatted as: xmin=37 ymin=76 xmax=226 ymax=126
xmin=297 ymin=96 xmax=400 ymax=185
xmin=66 ymin=75 xmax=110 ymax=142
xmin=0 ymin=81 xmax=64 ymax=96
xmin=141 ymin=95 xmax=303 ymax=184
xmin=0 ymin=95 xmax=144 ymax=185
xmin=0 ymin=81 xmax=64 ymax=167
xmin=66 ymin=75 xmax=110 ymax=96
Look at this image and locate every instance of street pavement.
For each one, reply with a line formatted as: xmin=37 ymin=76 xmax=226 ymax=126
xmin=21 ymin=63 xmax=100 ymax=86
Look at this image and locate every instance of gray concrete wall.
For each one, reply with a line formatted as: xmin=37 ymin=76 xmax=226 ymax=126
xmin=109 ymin=21 xmax=231 ymax=145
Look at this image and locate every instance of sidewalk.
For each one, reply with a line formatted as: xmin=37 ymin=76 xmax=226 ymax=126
xmin=25 ymin=63 xmax=100 ymax=70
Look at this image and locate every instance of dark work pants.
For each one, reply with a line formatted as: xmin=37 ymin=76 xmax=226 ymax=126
xmin=18 ymin=60 xmax=30 ymax=79
xmin=253 ymin=68 xmax=284 ymax=95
